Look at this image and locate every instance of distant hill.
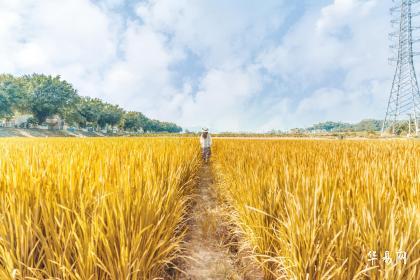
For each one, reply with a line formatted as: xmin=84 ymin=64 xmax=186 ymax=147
xmin=306 ymin=119 xmax=383 ymax=133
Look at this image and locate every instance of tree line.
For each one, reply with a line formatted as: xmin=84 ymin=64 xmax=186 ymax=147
xmin=0 ymin=74 xmax=182 ymax=133
xmin=306 ymin=119 xmax=416 ymax=135
xmin=306 ymin=119 xmax=383 ymax=133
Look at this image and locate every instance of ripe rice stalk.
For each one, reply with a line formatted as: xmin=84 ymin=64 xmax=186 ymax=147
xmin=213 ymin=139 xmax=419 ymax=279
xmin=0 ymin=138 xmax=200 ymax=280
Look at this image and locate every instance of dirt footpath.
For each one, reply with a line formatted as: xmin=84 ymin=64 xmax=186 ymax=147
xmin=177 ymin=164 xmax=239 ymax=280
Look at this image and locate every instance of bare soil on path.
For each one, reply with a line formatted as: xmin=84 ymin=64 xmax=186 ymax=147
xmin=175 ymin=164 xmax=242 ymax=280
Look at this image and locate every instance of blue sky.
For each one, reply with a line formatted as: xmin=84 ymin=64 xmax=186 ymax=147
xmin=0 ymin=0 xmax=404 ymax=131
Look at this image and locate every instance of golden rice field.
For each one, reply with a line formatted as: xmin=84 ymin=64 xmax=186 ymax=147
xmin=213 ymin=139 xmax=419 ymax=279
xmin=0 ymin=138 xmax=200 ymax=279
xmin=0 ymin=137 xmax=419 ymax=280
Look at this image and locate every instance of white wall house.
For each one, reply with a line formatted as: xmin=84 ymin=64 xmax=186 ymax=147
xmin=0 ymin=114 xmax=32 ymax=128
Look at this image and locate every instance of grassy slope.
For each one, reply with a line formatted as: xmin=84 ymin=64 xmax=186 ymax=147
xmin=0 ymin=128 xmax=100 ymax=137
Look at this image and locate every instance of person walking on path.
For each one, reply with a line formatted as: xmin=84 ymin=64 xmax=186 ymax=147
xmin=200 ymin=128 xmax=212 ymax=163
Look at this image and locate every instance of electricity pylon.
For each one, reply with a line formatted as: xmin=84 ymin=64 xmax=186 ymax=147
xmin=383 ymin=0 xmax=420 ymax=136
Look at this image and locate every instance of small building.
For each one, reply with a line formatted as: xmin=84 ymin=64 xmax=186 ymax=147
xmin=289 ymin=128 xmax=305 ymax=134
xmin=45 ymin=115 xmax=64 ymax=130
xmin=0 ymin=114 xmax=32 ymax=128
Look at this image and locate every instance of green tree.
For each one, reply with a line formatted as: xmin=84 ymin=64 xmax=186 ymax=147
xmin=25 ymin=74 xmax=79 ymax=123
xmin=0 ymin=93 xmax=12 ymax=119
xmin=79 ymin=98 xmax=104 ymax=126
xmin=123 ymin=111 xmax=143 ymax=132
xmin=353 ymin=119 xmax=382 ymax=132
xmin=64 ymin=97 xmax=106 ymax=128
xmin=143 ymin=119 xmax=182 ymax=133
xmin=0 ymin=73 xmax=183 ymax=133
xmin=0 ymin=75 xmax=30 ymax=118
xmin=309 ymin=121 xmax=352 ymax=132
xmin=97 ymin=103 xmax=124 ymax=129
xmin=122 ymin=112 xmax=182 ymax=133
xmin=392 ymin=121 xmax=409 ymax=135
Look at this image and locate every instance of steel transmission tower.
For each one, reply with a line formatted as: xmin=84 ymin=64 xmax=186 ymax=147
xmin=383 ymin=0 xmax=420 ymax=136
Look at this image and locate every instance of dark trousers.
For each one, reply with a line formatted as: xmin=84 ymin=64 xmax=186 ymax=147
xmin=202 ymin=147 xmax=211 ymax=161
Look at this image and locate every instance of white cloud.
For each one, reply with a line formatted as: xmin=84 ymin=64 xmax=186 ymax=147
xmin=0 ymin=0 xmax=119 ymax=101
xmin=131 ymin=0 xmax=292 ymax=130
xmin=102 ymin=22 xmax=184 ymax=117
xmin=257 ymin=0 xmax=393 ymax=128
xmin=136 ymin=0 xmax=287 ymax=69
xmin=179 ymin=67 xmax=263 ymax=131
xmin=0 ymin=0 xmax=400 ymax=131
xmin=259 ymin=0 xmax=388 ymax=80
xmin=316 ymin=0 xmax=377 ymax=35
xmin=1 ymin=0 xmax=117 ymax=71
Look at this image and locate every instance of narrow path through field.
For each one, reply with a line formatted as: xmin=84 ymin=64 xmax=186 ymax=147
xmin=178 ymin=164 xmax=239 ymax=280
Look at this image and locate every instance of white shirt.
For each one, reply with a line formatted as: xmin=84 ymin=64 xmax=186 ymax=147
xmin=200 ymin=134 xmax=212 ymax=148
